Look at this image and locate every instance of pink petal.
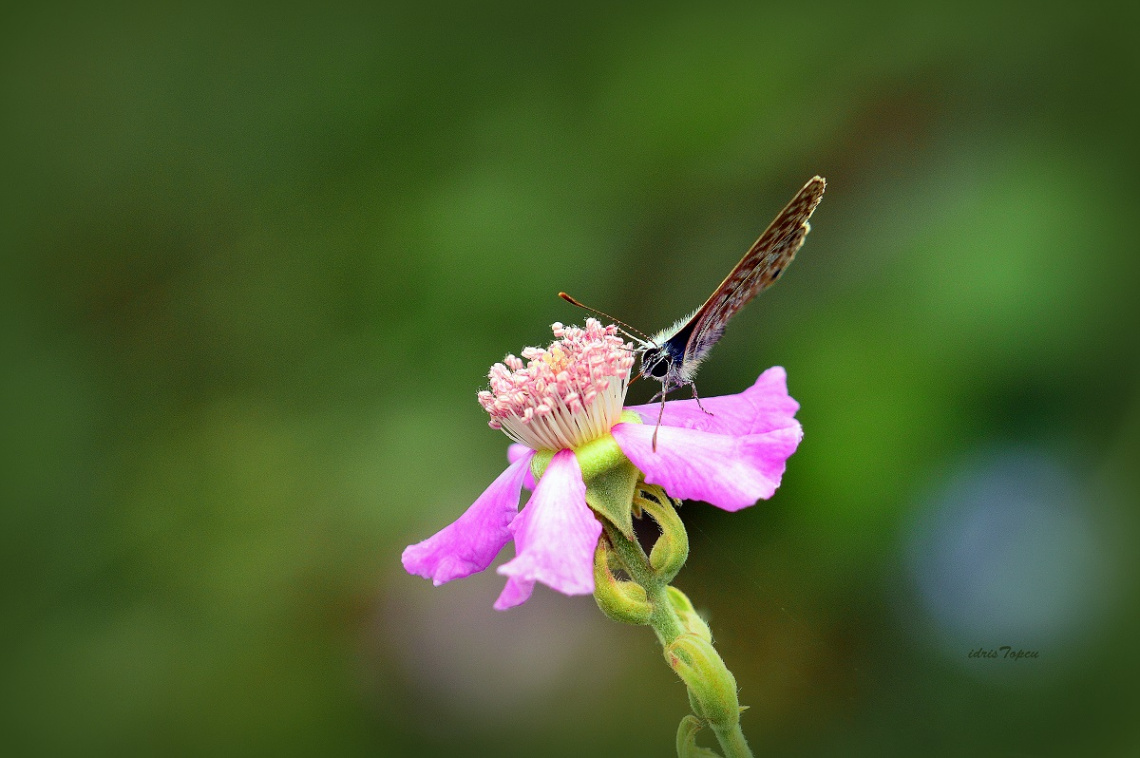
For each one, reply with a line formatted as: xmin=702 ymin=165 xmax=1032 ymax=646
xmin=494 ymin=493 xmax=539 ymax=609
xmin=611 ymin=422 xmax=803 ymax=511
xmin=494 ymin=575 xmax=536 ymax=609
xmin=625 ymin=366 xmax=799 ymax=437
xmin=494 ymin=449 xmax=601 ymax=609
xmin=402 ymin=451 xmax=535 ymax=585
xmin=507 ymin=443 xmax=538 ymax=490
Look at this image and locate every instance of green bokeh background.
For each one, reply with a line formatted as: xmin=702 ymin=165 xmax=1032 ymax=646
xmin=3 ymin=2 xmax=1138 ymax=756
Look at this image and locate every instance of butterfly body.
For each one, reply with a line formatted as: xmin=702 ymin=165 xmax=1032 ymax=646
xmin=639 ymin=176 xmax=826 ymax=401
xmin=559 ymin=176 xmax=825 ymax=448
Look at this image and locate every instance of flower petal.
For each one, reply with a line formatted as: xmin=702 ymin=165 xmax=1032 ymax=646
xmin=493 ymin=576 xmax=536 ymax=610
xmin=625 ymin=366 xmax=799 ymax=437
xmin=507 ymin=443 xmax=538 ymax=490
xmin=402 ymin=451 xmax=535 ymax=585
xmin=493 ymin=492 xmax=539 ymax=609
xmin=495 ymin=449 xmax=601 ymax=609
xmin=611 ymin=422 xmax=802 ymax=511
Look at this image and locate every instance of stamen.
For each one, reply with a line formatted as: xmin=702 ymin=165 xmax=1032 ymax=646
xmin=478 ymin=319 xmax=634 ymax=451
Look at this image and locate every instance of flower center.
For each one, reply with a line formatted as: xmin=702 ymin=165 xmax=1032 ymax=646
xmin=478 ymin=319 xmax=634 ymax=451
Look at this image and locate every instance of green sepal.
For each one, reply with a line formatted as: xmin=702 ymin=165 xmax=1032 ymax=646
xmin=666 ymin=586 xmax=712 ymax=642
xmin=676 ymin=715 xmax=723 ymax=758
xmin=665 ymin=634 xmax=741 ymax=731
xmin=592 ymin=536 xmax=653 ymax=625
xmin=637 ymin=487 xmax=689 ymax=583
xmin=688 ymin=687 xmax=707 ymax=720
xmin=530 ymin=411 xmax=644 ymax=540
xmin=582 ymin=453 xmax=639 ymax=540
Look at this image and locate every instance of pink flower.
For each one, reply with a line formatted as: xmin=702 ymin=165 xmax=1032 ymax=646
xmin=401 ymin=320 xmax=802 ymax=610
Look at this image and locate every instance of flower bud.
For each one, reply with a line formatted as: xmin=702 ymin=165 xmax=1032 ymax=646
xmin=676 ymin=715 xmax=721 ymax=758
xmin=666 ymin=586 xmax=712 ymax=642
xmin=636 ymin=488 xmax=688 ymax=583
xmin=665 ymin=634 xmax=740 ymax=730
xmin=591 ymin=536 xmax=652 ymax=625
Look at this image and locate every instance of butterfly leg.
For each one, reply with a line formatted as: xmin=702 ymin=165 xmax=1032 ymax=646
xmin=647 ymin=382 xmax=673 ymax=404
xmin=688 ymin=382 xmax=714 ymax=416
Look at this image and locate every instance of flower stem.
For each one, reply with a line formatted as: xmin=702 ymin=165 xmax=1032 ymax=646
xmin=710 ymin=724 xmax=752 ymax=758
xmin=597 ymin=487 xmax=754 ymax=758
xmin=601 ymin=521 xmax=684 ymax=644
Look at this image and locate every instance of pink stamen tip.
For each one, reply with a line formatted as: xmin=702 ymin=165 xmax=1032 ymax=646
xmin=477 ymin=319 xmax=633 ymax=451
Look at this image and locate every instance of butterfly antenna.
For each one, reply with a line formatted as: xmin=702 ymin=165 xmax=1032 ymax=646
xmin=558 ymin=292 xmax=653 ymax=346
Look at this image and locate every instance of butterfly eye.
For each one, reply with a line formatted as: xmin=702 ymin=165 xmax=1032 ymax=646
xmin=641 ymin=350 xmax=668 ymax=379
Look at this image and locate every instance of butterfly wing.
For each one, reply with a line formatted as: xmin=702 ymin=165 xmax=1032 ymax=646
xmin=680 ymin=176 xmax=826 ymax=368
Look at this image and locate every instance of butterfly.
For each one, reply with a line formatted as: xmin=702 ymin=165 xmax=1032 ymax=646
xmin=562 ymin=175 xmax=826 ymax=448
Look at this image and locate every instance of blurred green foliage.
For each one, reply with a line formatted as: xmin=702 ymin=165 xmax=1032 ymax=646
xmin=3 ymin=2 xmax=1138 ymax=756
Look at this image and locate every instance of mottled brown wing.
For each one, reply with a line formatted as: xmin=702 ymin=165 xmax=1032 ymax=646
xmin=683 ymin=176 xmax=825 ymax=363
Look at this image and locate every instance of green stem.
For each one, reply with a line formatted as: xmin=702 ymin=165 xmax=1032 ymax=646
xmin=646 ymin=578 xmax=685 ymax=647
xmin=599 ymin=498 xmax=753 ymax=758
xmin=710 ymin=724 xmax=752 ymax=758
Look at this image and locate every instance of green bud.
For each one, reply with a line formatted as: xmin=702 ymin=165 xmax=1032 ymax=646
xmin=591 ymin=536 xmax=652 ymax=625
xmin=688 ymin=686 xmax=706 ymax=720
xmin=676 ymin=715 xmax=722 ymax=758
xmin=665 ymin=634 xmax=740 ymax=730
xmin=666 ymin=586 xmax=712 ymax=642
xmin=636 ymin=487 xmax=689 ymax=583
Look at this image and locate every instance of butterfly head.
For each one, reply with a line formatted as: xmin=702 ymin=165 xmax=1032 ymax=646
xmin=638 ymin=344 xmax=686 ymax=393
xmin=640 ymin=347 xmax=669 ymax=378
